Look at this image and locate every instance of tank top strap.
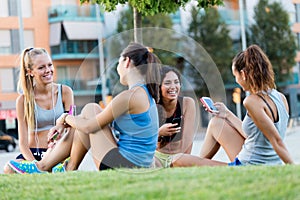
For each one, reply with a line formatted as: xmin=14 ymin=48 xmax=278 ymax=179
xmin=257 ymin=94 xmax=276 ymax=122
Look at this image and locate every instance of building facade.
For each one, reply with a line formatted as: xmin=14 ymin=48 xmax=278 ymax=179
xmin=0 ymin=0 xmax=104 ymax=134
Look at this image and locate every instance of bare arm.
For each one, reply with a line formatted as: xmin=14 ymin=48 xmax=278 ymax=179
xmin=63 ymin=89 xmax=146 ymax=134
xmin=214 ymin=102 xmax=247 ymax=139
xmin=244 ymin=95 xmax=293 ymax=164
xmin=181 ymin=97 xmax=196 ymax=154
xmin=16 ymin=95 xmax=36 ymax=161
xmin=61 ymin=84 xmax=74 ymax=112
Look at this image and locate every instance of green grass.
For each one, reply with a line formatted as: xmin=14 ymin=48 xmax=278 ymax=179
xmin=1 ymin=165 xmax=300 ymax=200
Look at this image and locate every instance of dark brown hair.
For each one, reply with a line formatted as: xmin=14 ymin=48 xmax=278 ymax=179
xmin=158 ymin=66 xmax=181 ymax=104
xmin=121 ymin=42 xmax=162 ymax=102
xmin=232 ymin=44 xmax=275 ymax=93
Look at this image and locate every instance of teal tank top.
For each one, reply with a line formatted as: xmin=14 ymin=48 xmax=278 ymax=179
xmin=113 ymin=84 xmax=159 ymax=167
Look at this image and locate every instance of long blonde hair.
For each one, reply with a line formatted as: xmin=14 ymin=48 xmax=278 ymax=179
xmin=17 ymin=47 xmax=48 ymax=131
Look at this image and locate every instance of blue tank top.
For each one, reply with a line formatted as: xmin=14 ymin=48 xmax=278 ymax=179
xmin=34 ymin=84 xmax=65 ymax=132
xmin=238 ymin=89 xmax=289 ymax=165
xmin=113 ymin=85 xmax=159 ymax=167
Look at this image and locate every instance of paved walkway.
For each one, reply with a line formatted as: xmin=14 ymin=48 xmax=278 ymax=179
xmin=0 ymin=125 xmax=299 ymax=173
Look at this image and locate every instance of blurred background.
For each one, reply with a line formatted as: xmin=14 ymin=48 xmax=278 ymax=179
xmin=0 ymin=0 xmax=299 ymax=141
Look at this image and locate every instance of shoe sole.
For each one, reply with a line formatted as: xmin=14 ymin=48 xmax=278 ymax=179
xmin=7 ymin=162 xmax=26 ymax=174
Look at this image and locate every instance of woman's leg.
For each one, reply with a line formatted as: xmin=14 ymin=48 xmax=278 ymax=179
xmin=200 ymin=117 xmax=245 ymax=162
xmin=36 ymin=128 xmax=75 ymax=171
xmin=172 ymin=154 xmax=227 ymax=167
xmin=66 ymin=103 xmax=117 ymax=171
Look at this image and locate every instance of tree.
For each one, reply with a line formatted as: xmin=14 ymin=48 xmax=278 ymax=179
xmin=186 ymin=6 xmax=234 ymax=94
xmin=109 ymin=7 xmax=176 ymax=95
xmin=80 ymin=0 xmax=224 ymax=42
xmin=248 ymin=0 xmax=296 ymax=85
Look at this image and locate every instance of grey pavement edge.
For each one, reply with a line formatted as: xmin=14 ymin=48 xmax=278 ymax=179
xmin=0 ymin=125 xmax=299 ymax=174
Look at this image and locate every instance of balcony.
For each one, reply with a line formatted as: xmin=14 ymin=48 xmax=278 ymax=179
xmin=48 ymin=5 xmax=104 ymax=23
xmin=218 ymin=9 xmax=248 ymax=25
xmin=51 ymin=40 xmax=99 ymax=60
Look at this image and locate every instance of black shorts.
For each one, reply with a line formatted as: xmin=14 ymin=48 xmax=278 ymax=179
xmin=99 ymin=148 xmax=138 ymax=170
xmin=16 ymin=148 xmax=47 ymax=161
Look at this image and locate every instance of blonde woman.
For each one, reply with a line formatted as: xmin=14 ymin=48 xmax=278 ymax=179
xmin=4 ymin=47 xmax=73 ymax=173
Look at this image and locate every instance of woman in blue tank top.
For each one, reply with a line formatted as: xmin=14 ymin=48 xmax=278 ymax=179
xmin=8 ymin=42 xmax=162 ymax=173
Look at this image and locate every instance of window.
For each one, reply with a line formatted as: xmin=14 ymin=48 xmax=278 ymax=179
xmin=0 ymin=0 xmax=31 ymax=17
xmin=0 ymin=0 xmax=9 ymax=17
xmin=0 ymin=29 xmax=34 ymax=55
xmin=24 ymin=30 xmax=34 ymax=48
xmin=0 ymin=68 xmax=16 ymax=93
xmin=0 ymin=30 xmax=11 ymax=54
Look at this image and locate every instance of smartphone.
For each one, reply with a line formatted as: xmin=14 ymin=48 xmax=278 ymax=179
xmin=200 ymin=97 xmax=218 ymax=113
xmin=51 ymin=130 xmax=59 ymax=140
xmin=172 ymin=116 xmax=182 ymax=128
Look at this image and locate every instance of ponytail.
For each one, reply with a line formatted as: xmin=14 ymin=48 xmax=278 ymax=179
xmin=121 ymin=42 xmax=162 ymax=103
xmin=18 ymin=47 xmax=48 ymax=131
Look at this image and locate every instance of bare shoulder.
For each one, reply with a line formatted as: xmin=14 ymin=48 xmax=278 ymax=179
xmin=183 ymin=96 xmax=195 ymax=107
xmin=16 ymin=94 xmax=24 ymax=103
xmin=243 ymin=94 xmax=263 ymax=110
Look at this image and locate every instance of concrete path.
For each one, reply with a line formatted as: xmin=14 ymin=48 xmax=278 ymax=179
xmin=0 ymin=126 xmax=299 ymax=173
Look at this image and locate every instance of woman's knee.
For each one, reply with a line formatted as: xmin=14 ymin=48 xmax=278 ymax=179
xmin=80 ymin=103 xmax=102 ymax=118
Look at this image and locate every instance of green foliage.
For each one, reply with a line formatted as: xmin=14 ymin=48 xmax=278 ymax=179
xmin=248 ymin=0 xmax=297 ymax=85
xmin=187 ymin=6 xmax=234 ymax=95
xmin=80 ymin=0 xmax=224 ymax=16
xmin=1 ymin=166 xmax=300 ymax=199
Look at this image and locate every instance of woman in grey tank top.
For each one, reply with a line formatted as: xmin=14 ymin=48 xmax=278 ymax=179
xmin=198 ymin=45 xmax=293 ymax=166
xmin=3 ymin=48 xmax=74 ymax=174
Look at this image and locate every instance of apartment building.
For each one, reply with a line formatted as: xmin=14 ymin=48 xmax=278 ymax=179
xmin=0 ymin=0 xmax=104 ymax=134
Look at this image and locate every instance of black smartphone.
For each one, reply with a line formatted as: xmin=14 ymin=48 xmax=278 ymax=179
xmin=172 ymin=116 xmax=182 ymax=128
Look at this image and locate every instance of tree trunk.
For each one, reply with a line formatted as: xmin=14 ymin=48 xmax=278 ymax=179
xmin=133 ymin=7 xmax=142 ymax=43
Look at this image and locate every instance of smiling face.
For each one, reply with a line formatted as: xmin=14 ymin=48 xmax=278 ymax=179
xmin=29 ymin=53 xmax=54 ymax=85
xmin=161 ymin=71 xmax=181 ymax=101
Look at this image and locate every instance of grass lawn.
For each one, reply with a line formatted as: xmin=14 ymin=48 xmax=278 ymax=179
xmin=0 ymin=165 xmax=299 ymax=200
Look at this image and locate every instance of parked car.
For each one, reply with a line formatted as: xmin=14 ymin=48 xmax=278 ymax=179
xmin=0 ymin=130 xmax=16 ymax=152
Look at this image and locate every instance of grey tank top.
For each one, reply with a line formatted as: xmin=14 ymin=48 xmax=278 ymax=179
xmin=34 ymin=84 xmax=64 ymax=132
xmin=238 ymin=89 xmax=289 ymax=165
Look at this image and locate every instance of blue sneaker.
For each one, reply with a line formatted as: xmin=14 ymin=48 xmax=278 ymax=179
xmin=52 ymin=157 xmax=70 ymax=173
xmin=8 ymin=160 xmax=47 ymax=174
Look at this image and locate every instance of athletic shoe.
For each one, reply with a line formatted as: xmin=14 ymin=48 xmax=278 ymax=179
xmin=52 ymin=157 xmax=70 ymax=173
xmin=8 ymin=160 xmax=46 ymax=174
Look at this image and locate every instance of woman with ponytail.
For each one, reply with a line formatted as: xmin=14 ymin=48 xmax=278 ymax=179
xmin=9 ymin=42 xmax=162 ymax=173
xmin=172 ymin=45 xmax=293 ymax=167
xmin=4 ymin=47 xmax=73 ymax=173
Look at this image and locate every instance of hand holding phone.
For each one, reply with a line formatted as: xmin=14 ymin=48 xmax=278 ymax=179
xmin=172 ymin=116 xmax=182 ymax=128
xmin=200 ymin=97 xmax=218 ymax=113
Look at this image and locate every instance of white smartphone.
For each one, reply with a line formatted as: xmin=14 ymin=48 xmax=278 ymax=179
xmin=200 ymin=97 xmax=218 ymax=113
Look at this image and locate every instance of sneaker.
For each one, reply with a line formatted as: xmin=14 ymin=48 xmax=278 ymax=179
xmin=8 ymin=160 xmax=47 ymax=174
xmin=52 ymin=157 xmax=70 ymax=173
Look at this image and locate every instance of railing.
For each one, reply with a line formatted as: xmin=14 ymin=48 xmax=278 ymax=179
xmin=51 ymin=40 xmax=99 ymax=60
xmin=48 ymin=4 xmax=104 ymax=22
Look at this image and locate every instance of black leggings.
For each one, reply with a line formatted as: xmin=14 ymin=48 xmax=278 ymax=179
xmin=99 ymin=148 xmax=138 ymax=170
